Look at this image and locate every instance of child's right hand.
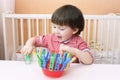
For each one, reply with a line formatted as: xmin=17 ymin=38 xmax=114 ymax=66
xmin=21 ymin=37 xmax=36 ymax=55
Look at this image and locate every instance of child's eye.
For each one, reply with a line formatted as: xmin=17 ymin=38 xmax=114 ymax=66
xmin=53 ymin=26 xmax=56 ymax=29
xmin=60 ymin=28 xmax=64 ymax=31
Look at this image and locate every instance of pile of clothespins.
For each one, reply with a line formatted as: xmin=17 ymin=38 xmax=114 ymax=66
xmin=25 ymin=48 xmax=76 ymax=71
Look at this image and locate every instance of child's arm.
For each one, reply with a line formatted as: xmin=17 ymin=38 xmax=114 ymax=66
xmin=21 ymin=37 xmax=36 ymax=55
xmin=59 ymin=44 xmax=93 ymax=65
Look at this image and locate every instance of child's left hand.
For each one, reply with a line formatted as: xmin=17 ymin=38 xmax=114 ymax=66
xmin=59 ymin=44 xmax=70 ymax=54
xmin=59 ymin=44 xmax=77 ymax=56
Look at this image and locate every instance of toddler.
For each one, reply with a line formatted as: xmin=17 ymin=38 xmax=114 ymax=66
xmin=21 ymin=4 xmax=93 ymax=64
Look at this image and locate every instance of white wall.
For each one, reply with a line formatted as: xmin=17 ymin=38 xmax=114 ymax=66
xmin=0 ymin=0 xmax=15 ymax=13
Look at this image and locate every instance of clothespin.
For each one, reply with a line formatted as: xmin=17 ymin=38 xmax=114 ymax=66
xmin=45 ymin=51 xmax=50 ymax=63
xmin=33 ymin=50 xmax=42 ymax=67
xmin=42 ymin=52 xmax=46 ymax=69
xmin=60 ymin=56 xmax=72 ymax=71
xmin=62 ymin=52 xmax=68 ymax=65
xmin=38 ymin=48 xmax=42 ymax=57
xmin=49 ymin=53 xmax=56 ymax=71
xmin=36 ymin=53 xmax=42 ymax=67
xmin=65 ymin=56 xmax=76 ymax=71
xmin=54 ymin=54 xmax=61 ymax=71
xmin=25 ymin=54 xmax=31 ymax=64
xmin=42 ymin=48 xmax=46 ymax=55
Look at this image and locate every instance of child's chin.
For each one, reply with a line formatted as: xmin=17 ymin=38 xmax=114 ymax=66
xmin=59 ymin=40 xmax=63 ymax=42
xmin=58 ymin=40 xmax=64 ymax=43
xmin=57 ymin=39 xmax=62 ymax=42
xmin=58 ymin=39 xmax=67 ymax=43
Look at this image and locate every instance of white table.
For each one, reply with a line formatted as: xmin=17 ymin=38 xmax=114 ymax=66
xmin=0 ymin=60 xmax=120 ymax=80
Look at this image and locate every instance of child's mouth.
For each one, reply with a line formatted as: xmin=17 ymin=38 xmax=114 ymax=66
xmin=57 ymin=36 xmax=62 ymax=39
xmin=56 ymin=36 xmax=62 ymax=41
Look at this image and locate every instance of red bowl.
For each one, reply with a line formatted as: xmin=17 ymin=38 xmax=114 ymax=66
xmin=42 ymin=69 xmax=64 ymax=78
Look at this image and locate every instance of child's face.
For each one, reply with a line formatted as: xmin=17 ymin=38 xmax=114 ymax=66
xmin=52 ymin=24 xmax=78 ymax=42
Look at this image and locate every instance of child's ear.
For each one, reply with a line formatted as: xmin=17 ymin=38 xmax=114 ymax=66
xmin=73 ymin=28 xmax=79 ymax=34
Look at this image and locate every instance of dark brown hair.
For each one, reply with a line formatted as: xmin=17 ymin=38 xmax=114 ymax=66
xmin=51 ymin=5 xmax=85 ymax=35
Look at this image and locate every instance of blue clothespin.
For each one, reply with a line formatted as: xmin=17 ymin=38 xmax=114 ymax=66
xmin=42 ymin=52 xmax=46 ymax=69
xmin=54 ymin=54 xmax=61 ymax=71
xmin=45 ymin=51 xmax=50 ymax=63
xmin=62 ymin=52 xmax=68 ymax=64
xmin=60 ymin=57 xmax=72 ymax=71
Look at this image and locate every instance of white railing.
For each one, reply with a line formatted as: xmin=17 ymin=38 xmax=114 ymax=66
xmin=2 ymin=13 xmax=120 ymax=64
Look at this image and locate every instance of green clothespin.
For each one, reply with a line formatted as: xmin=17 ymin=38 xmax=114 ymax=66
xmin=42 ymin=49 xmax=46 ymax=56
xmin=25 ymin=54 xmax=31 ymax=64
xmin=32 ymin=50 xmax=42 ymax=67
xmin=36 ymin=53 xmax=42 ymax=67
xmin=49 ymin=53 xmax=56 ymax=71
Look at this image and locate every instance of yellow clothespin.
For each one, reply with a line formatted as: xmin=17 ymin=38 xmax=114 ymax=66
xmin=39 ymin=48 xmax=42 ymax=57
xmin=32 ymin=50 xmax=36 ymax=55
xmin=67 ymin=52 xmax=70 ymax=58
xmin=65 ymin=56 xmax=76 ymax=71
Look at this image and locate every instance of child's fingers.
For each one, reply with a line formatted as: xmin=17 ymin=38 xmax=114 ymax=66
xmin=21 ymin=46 xmax=32 ymax=55
xmin=21 ymin=45 xmax=35 ymax=56
xmin=20 ymin=47 xmax=26 ymax=54
xmin=26 ymin=46 xmax=35 ymax=55
xmin=59 ymin=44 xmax=65 ymax=51
xmin=27 ymin=47 xmax=33 ymax=54
xmin=59 ymin=50 xmax=64 ymax=55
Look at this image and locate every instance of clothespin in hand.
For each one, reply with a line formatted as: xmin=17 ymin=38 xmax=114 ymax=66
xmin=25 ymin=54 xmax=31 ymax=64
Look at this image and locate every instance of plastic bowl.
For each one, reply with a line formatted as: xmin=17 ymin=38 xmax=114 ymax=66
xmin=42 ymin=69 xmax=64 ymax=78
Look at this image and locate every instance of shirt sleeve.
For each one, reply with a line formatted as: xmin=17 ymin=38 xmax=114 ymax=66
xmin=35 ymin=35 xmax=50 ymax=47
xmin=78 ymin=41 xmax=90 ymax=52
xmin=35 ymin=36 xmax=41 ymax=47
xmin=78 ymin=41 xmax=94 ymax=63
